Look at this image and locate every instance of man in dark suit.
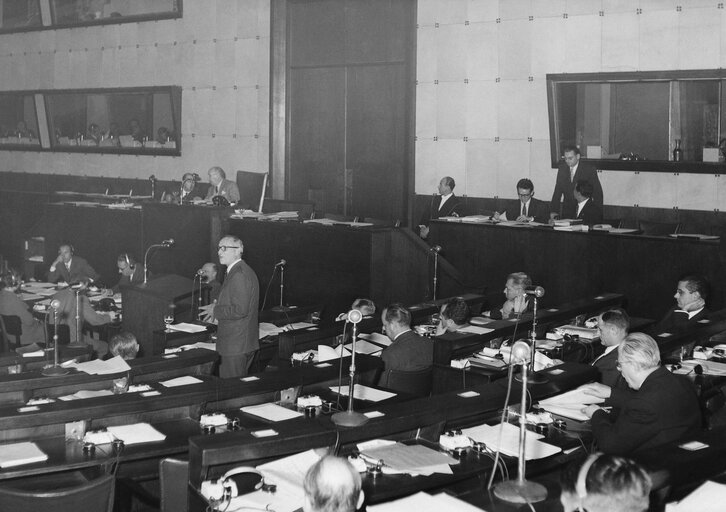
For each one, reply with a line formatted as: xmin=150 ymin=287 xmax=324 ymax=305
xmin=550 ymin=145 xmax=603 ymax=220
xmin=654 ymin=274 xmax=710 ymax=333
xmin=170 ymin=172 xmax=204 ymax=203
xmin=494 ymin=178 xmax=550 ymax=223
xmin=51 ymin=279 xmax=115 ymax=350
xmin=47 ymin=243 xmax=99 ymax=284
xmin=205 ymin=166 xmax=241 ymax=204
xmin=380 ymin=303 xmax=433 ymax=373
xmin=590 ymin=308 xmax=630 ymax=388
xmin=199 ymin=235 xmax=259 ymax=377
xmin=574 ymin=180 xmax=603 ymax=226
xmin=582 ymin=333 xmax=701 ymax=456
xmin=113 ymin=253 xmax=143 ymax=292
xmin=417 ymin=176 xmax=463 ymax=239
xmin=199 ymin=262 xmax=222 ymax=303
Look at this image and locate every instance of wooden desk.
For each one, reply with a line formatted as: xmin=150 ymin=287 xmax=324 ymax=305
xmin=429 ymin=220 xmax=724 ymax=321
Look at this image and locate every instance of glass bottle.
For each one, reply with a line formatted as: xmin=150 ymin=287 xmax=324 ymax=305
xmin=673 ymin=139 xmax=683 ymax=162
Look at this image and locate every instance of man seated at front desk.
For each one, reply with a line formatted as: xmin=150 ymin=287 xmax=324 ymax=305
xmin=380 ymin=303 xmax=433 ymax=373
xmin=113 ymin=253 xmax=143 ymax=292
xmin=492 ymin=178 xmax=550 ymax=223
xmin=336 ymin=298 xmax=376 ymax=322
xmin=654 ymin=274 xmax=709 ymax=333
xmin=48 ymin=243 xmax=99 ymax=284
xmin=303 ymin=455 xmax=364 ymax=512
xmin=205 ymin=166 xmax=240 ymax=205
xmin=434 ymin=297 xmax=470 ymax=335
xmin=581 ymin=333 xmax=701 ymax=455
xmin=573 ymin=179 xmax=603 ymax=226
xmin=592 ymin=308 xmax=630 ymax=388
xmin=486 ymin=272 xmax=532 ymax=320
xmin=168 ymin=172 xmax=205 ymax=203
xmin=417 ymin=176 xmax=462 ymax=240
xmin=0 ymin=269 xmax=45 ymax=345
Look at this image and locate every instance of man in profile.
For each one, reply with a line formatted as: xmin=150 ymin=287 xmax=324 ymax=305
xmin=205 ymin=166 xmax=240 ymax=204
xmin=581 ymin=333 xmax=701 ymax=455
xmin=379 ymin=303 xmax=433 ymax=373
xmin=493 ymin=178 xmax=549 ymax=223
xmin=655 ymin=274 xmax=709 ymax=332
xmin=303 ymin=456 xmax=364 ymax=512
xmin=48 ymin=243 xmax=99 ymax=284
xmin=417 ymin=176 xmax=462 ymax=239
xmin=435 ymin=297 xmax=470 ymax=335
xmin=199 ymin=262 xmax=221 ymax=303
xmin=199 ymin=235 xmax=259 ymax=377
xmin=113 ymin=253 xmax=143 ymax=292
xmin=175 ymin=172 xmax=204 ymax=202
xmin=590 ymin=308 xmax=630 ymax=388
xmin=550 ymin=145 xmax=603 ymax=220
xmin=573 ymin=179 xmax=603 ymax=225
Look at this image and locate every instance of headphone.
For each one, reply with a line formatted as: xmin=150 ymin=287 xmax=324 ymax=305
xmin=576 ymin=452 xmax=602 ymax=506
xmin=200 ymin=467 xmax=275 ymax=502
xmin=120 ymin=253 xmax=135 ymax=271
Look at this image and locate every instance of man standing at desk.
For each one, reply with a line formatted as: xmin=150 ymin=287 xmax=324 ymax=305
xmin=417 ymin=176 xmax=462 ymax=239
xmin=48 ymin=243 xmax=99 ymax=284
xmin=550 ymin=145 xmax=603 ymax=220
xmin=205 ymin=166 xmax=240 ymax=204
xmin=200 ymin=235 xmax=259 ymax=378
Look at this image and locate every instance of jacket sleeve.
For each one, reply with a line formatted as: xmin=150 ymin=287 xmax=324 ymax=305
xmin=214 ymin=271 xmax=254 ymax=321
xmin=591 ymin=397 xmax=658 ymax=455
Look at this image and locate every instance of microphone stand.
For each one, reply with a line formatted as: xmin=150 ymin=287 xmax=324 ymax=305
xmin=516 ymin=294 xmax=548 ymax=385
xmin=42 ymin=306 xmax=68 ymax=376
xmin=332 ymin=312 xmax=369 ymax=428
xmin=271 ymin=264 xmax=291 ymax=313
xmin=493 ymin=350 xmax=547 ymax=503
xmin=68 ymin=287 xmax=85 ymax=347
xmin=143 ymin=242 xmax=170 ymax=285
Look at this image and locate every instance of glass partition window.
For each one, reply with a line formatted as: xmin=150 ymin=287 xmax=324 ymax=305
xmin=0 ymin=94 xmax=41 ymax=147
xmin=548 ymin=70 xmax=726 ymax=172
xmin=0 ymin=0 xmax=42 ymax=30
xmin=50 ymin=0 xmax=180 ymax=26
xmin=46 ymin=88 xmax=180 ymax=153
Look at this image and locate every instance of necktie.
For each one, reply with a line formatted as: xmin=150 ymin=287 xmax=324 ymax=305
xmin=521 ymin=203 xmax=527 ymax=218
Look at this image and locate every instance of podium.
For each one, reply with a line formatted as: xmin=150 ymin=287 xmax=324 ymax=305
xmin=121 ymin=275 xmax=196 ymax=356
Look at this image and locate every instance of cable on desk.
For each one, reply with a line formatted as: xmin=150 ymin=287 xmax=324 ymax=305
xmin=486 ymin=362 xmax=516 ymax=491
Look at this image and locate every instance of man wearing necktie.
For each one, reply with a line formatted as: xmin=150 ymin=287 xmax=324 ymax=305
xmin=417 ymin=176 xmax=462 ymax=239
xmin=654 ymin=275 xmax=709 ymax=333
xmin=493 ymin=178 xmax=550 ymax=223
xmin=550 ymin=145 xmax=603 ymax=220
xmin=205 ymin=166 xmax=241 ymax=204
xmin=47 ymin=243 xmax=99 ymax=284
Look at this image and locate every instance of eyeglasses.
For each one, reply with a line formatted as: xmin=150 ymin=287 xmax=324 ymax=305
xmin=218 ymin=245 xmax=240 ymax=252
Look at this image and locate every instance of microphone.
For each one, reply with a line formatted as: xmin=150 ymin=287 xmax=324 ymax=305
xmin=149 ymin=174 xmax=156 ymax=182
xmin=196 ymin=269 xmax=205 ymax=276
xmin=524 ymin=286 xmax=545 ymax=298
xmin=50 ymin=299 xmax=61 ymax=310
xmin=274 ymin=259 xmax=286 ymax=267
xmin=347 ymin=309 xmax=363 ymax=324
xmin=192 ymin=173 xmax=201 ymax=182
xmin=430 ymin=245 xmax=442 ymax=253
xmin=511 ymin=340 xmax=531 ymax=365
xmin=162 ymin=238 xmax=175 ymax=247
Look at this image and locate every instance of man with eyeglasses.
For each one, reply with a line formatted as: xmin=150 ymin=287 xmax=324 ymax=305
xmin=199 ymin=235 xmax=259 ymax=378
xmin=580 ymin=333 xmax=700 ymax=455
xmin=493 ymin=178 xmax=550 ymax=223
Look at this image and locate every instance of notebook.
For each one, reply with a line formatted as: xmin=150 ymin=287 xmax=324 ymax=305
xmin=0 ymin=441 xmax=48 ymax=468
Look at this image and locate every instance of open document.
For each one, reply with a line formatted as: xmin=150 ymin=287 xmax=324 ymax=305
xmin=537 ymin=385 xmax=605 ymax=421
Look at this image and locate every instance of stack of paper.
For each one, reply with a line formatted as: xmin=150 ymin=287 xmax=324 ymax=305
xmin=159 ymin=376 xmax=203 ymax=387
xmin=462 ymin=422 xmax=561 ymax=460
xmin=358 ymin=332 xmax=392 ymax=346
xmin=167 ymin=322 xmax=208 ymax=333
xmin=240 ymin=403 xmax=303 ymax=422
xmin=537 ymin=386 xmax=605 ymax=421
xmin=66 ymin=355 xmax=131 ymax=375
xmin=107 ymin=423 xmax=166 ymax=444
xmin=0 ymin=441 xmax=48 ymax=468
xmin=666 ymin=481 xmax=726 ymax=511
xmin=329 ymin=384 xmax=396 ymax=402
xmin=369 ymin=491 xmax=484 ymax=511
xmin=360 ymin=443 xmax=457 ymax=475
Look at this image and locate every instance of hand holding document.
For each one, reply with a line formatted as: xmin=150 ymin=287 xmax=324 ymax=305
xmin=537 ymin=384 xmax=606 ymax=421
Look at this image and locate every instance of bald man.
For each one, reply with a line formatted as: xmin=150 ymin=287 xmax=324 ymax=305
xmin=303 ymin=456 xmax=364 ymax=512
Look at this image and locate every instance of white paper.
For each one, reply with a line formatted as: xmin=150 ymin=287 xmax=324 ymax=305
xmin=343 ymin=339 xmax=384 ymax=356
xmin=457 ymin=325 xmax=495 ymax=335
xmin=107 ymin=423 xmax=166 ymax=445
xmin=0 ymin=441 xmax=48 ymax=468
xmin=240 ymin=403 xmax=303 ymax=422
xmin=666 ymin=481 xmax=726 ymax=512
xmin=462 ymin=422 xmax=561 ymax=460
xmin=358 ymin=332 xmax=393 ymax=346
xmin=361 ymin=443 xmax=456 ymax=475
xmin=329 ymin=384 xmax=396 ymax=402
xmin=538 ymin=385 xmax=605 ymax=421
xmin=67 ymin=356 xmax=131 ymax=375
xmin=369 ymin=491 xmax=484 ymax=512
xmin=159 ymin=376 xmax=203 ymax=387
xmin=318 ymin=344 xmax=350 ymax=362
xmin=168 ymin=322 xmax=208 ymax=333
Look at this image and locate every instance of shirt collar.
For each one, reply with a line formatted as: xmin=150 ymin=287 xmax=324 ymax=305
xmin=393 ymin=329 xmax=411 ymax=341
xmin=226 ymin=259 xmax=242 ymax=272
xmin=440 ymin=192 xmax=453 ymax=204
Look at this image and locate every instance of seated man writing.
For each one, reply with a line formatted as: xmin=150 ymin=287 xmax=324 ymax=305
xmin=581 ymin=332 xmax=701 ymax=455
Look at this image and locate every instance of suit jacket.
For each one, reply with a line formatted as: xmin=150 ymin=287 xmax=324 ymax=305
xmin=178 ymin=183 xmax=206 ymax=202
xmin=48 ymin=256 xmax=99 ymax=284
xmin=576 ymin=198 xmax=603 ymax=226
xmin=590 ymin=366 xmax=701 ymax=455
xmin=550 ymin=160 xmax=603 ymax=219
xmin=419 ymin=194 xmax=463 ymax=227
xmin=504 ymin=197 xmax=550 ymax=224
xmin=654 ymin=306 xmax=709 ymax=334
xmin=112 ymin=265 xmax=144 ymax=293
xmin=380 ymin=330 xmax=433 ymax=372
xmin=488 ymin=297 xmax=532 ymax=320
xmin=206 ymin=179 xmax=241 ymax=203
xmin=213 ymin=260 xmax=259 ymax=356
xmin=0 ymin=289 xmax=45 ymax=345
xmin=51 ymin=288 xmax=111 ymax=344
xmin=593 ymin=347 xmax=621 ymax=389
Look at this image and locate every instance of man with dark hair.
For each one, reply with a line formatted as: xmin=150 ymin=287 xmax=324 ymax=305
xmin=174 ymin=172 xmax=204 ymax=202
xmin=205 ymin=166 xmax=240 ymax=204
xmin=494 ymin=178 xmax=550 ymax=223
xmin=574 ymin=179 xmax=603 ymax=225
xmin=435 ymin=297 xmax=470 ymax=334
xmin=303 ymin=456 xmax=364 ymax=512
xmin=582 ymin=333 xmax=701 ymax=455
xmin=379 ymin=303 xmax=433 ymax=373
xmin=199 ymin=235 xmax=259 ymax=377
xmin=199 ymin=262 xmax=221 ymax=303
xmin=591 ymin=308 xmax=630 ymax=388
xmin=113 ymin=253 xmax=143 ymax=292
xmin=48 ymin=243 xmax=99 ymax=284
xmin=550 ymin=145 xmax=603 ymax=220
xmin=655 ymin=274 xmax=709 ymax=332
xmin=417 ymin=176 xmax=463 ymax=239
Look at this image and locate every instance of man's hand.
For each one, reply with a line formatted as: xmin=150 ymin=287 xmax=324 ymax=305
xmin=581 ymin=404 xmax=605 ymax=419
xmin=580 ymin=382 xmax=612 ymax=399
xmin=419 ymin=225 xmax=430 ymax=239
xmin=492 ymin=212 xmax=502 ymax=221
xmin=199 ymin=303 xmax=215 ymax=323
xmin=515 ymin=215 xmax=531 ymax=222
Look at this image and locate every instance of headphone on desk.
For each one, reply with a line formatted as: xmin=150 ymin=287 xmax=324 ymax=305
xmin=200 ymin=467 xmax=276 ymax=503
xmin=576 ymin=452 xmax=602 ymax=510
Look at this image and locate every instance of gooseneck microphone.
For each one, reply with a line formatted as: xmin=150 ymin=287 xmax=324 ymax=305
xmin=196 ymin=269 xmax=205 ymax=276
xmin=430 ymin=245 xmax=442 ymax=253
xmin=162 ymin=238 xmax=175 ymax=247
xmin=524 ymin=286 xmax=545 ymax=298
xmin=143 ymin=238 xmax=176 ymax=284
xmin=50 ymin=299 xmax=61 ymax=310
xmin=274 ymin=259 xmax=286 ymax=267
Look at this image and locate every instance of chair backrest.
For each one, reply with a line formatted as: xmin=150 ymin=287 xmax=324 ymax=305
xmin=638 ymin=220 xmax=680 ymax=236
xmin=0 ymin=473 xmax=115 ymax=512
xmin=160 ymin=458 xmax=189 ymax=512
xmin=378 ymin=366 xmax=433 ymax=397
xmin=0 ymin=316 xmax=11 ymax=353
xmin=235 ymin=171 xmax=268 ymax=212
xmin=0 ymin=315 xmax=22 ymax=337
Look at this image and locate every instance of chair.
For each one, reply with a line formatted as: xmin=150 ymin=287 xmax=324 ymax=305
xmin=638 ymin=220 xmax=680 ymax=236
xmin=117 ymin=458 xmax=189 ymax=512
xmin=378 ymin=367 xmax=433 ymax=397
xmin=0 ymin=473 xmax=115 ymax=512
xmin=235 ymin=170 xmax=268 ymax=212
xmin=0 ymin=315 xmax=21 ymax=351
